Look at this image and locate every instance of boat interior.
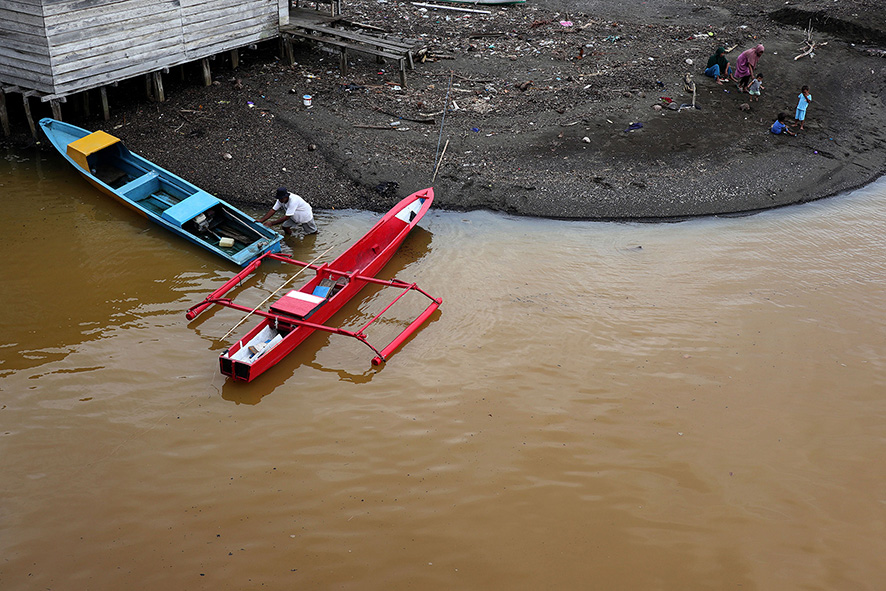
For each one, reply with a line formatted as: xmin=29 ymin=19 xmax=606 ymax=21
xmin=224 ymin=274 xmax=350 ymax=370
xmin=229 ymin=325 xmax=288 ymax=364
xmin=84 ymin=143 xmax=269 ymax=251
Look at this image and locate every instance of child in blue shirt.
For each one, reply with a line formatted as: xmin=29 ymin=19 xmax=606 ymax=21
xmin=796 ymin=85 xmax=812 ymax=130
xmin=770 ymin=113 xmax=796 ymax=136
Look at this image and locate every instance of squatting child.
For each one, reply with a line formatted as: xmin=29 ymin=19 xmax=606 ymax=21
xmin=770 ymin=112 xmax=796 ymax=136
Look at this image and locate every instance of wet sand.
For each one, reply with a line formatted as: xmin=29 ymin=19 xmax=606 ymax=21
xmin=9 ymin=0 xmax=886 ymax=219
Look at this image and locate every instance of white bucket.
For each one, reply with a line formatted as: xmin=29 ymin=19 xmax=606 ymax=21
xmin=303 ymin=95 xmax=312 ymax=107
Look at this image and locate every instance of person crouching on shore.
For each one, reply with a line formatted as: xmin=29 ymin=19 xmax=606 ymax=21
xmin=703 ymin=46 xmax=732 ymax=84
xmin=734 ymin=44 xmax=764 ymax=92
xmin=256 ymin=187 xmax=318 ymax=237
xmin=770 ymin=113 xmax=796 ymax=136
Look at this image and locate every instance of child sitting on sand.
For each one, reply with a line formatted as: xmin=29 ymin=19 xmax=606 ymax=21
xmin=770 ymin=112 xmax=796 ymax=136
xmin=747 ymin=74 xmax=764 ymax=101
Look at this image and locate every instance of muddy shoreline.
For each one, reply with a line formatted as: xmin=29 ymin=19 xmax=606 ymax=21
xmin=8 ymin=0 xmax=886 ymax=219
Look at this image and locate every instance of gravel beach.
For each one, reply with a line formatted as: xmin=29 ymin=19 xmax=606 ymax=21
xmin=12 ymin=0 xmax=886 ymax=219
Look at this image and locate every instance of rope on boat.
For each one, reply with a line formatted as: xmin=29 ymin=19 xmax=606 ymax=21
xmin=432 ymin=138 xmax=449 ymax=183
xmin=221 ymin=245 xmax=335 ymax=341
xmin=432 ymin=71 xmax=454 ymax=181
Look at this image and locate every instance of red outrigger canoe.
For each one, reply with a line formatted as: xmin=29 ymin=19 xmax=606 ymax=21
xmin=186 ymin=188 xmax=441 ymax=382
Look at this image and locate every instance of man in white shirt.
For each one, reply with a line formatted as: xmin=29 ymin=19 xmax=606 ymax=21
xmin=256 ymin=187 xmax=318 ymax=236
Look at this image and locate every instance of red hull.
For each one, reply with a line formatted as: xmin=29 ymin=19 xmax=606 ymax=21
xmin=189 ymin=188 xmax=439 ymax=382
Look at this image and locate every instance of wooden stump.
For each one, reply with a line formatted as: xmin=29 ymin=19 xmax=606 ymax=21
xmin=201 ymin=58 xmax=212 ymax=86
xmin=281 ymin=37 xmax=295 ymax=67
xmin=100 ymin=86 xmax=110 ymax=121
xmin=0 ymin=90 xmax=9 ymax=137
xmin=340 ymin=48 xmax=349 ymax=75
xmin=152 ymin=71 xmax=165 ymax=102
xmin=398 ymin=59 xmax=407 ymax=88
xmin=22 ymin=92 xmax=36 ymax=138
xmin=50 ymin=98 xmax=63 ymax=121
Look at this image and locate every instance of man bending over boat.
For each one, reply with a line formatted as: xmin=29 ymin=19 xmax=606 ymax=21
xmin=256 ymin=188 xmax=318 ymax=237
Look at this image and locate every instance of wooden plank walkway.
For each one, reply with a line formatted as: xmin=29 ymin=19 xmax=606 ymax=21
xmin=281 ymin=9 xmax=423 ymax=87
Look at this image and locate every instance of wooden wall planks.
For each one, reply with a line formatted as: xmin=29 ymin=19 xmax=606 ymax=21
xmin=0 ymin=0 xmax=283 ymax=96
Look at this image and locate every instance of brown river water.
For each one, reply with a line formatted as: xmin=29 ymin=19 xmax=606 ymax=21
xmin=1 ymin=150 xmax=884 ymax=590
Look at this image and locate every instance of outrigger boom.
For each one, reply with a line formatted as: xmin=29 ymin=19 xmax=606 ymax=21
xmin=186 ymin=188 xmax=441 ymax=382
xmin=186 ymin=252 xmax=441 ymax=365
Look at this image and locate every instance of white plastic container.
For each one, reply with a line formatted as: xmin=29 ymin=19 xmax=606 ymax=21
xmin=219 ymin=237 xmax=234 ymax=248
xmin=303 ymin=95 xmax=312 ymax=107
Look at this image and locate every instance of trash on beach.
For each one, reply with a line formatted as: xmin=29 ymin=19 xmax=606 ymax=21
xmin=410 ymin=2 xmax=490 ymax=15
xmin=796 ymin=23 xmax=828 ymax=60
xmin=623 ymin=122 xmax=643 ymax=132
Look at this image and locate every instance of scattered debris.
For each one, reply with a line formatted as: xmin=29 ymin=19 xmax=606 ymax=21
xmin=410 ymin=2 xmax=490 ymax=15
xmin=795 ymin=20 xmax=827 ymax=60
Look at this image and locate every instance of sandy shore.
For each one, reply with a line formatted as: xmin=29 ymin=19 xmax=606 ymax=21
xmin=12 ymin=0 xmax=886 ymax=219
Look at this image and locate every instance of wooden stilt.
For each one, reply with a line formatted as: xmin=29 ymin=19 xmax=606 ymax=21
xmin=81 ymin=90 xmax=90 ymax=116
xmin=399 ymin=59 xmax=407 ymax=88
xmin=230 ymin=49 xmax=239 ymax=69
xmin=100 ymin=86 xmax=110 ymax=120
xmin=50 ymin=98 xmax=63 ymax=121
xmin=340 ymin=48 xmax=348 ymax=75
xmin=201 ymin=58 xmax=212 ymax=86
xmin=152 ymin=71 xmax=165 ymax=102
xmin=0 ymin=90 xmax=9 ymax=137
xmin=282 ymin=36 xmax=295 ymax=66
xmin=22 ymin=92 xmax=36 ymax=138
xmin=145 ymin=74 xmax=154 ymax=100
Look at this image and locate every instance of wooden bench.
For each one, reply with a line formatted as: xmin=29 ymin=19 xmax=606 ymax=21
xmin=282 ymin=28 xmax=412 ymax=87
xmin=309 ymin=25 xmax=417 ymax=69
xmin=290 ymin=0 xmax=342 ymax=17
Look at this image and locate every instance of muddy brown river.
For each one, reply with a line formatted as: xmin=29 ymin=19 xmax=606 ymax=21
xmin=1 ymin=151 xmax=884 ymax=590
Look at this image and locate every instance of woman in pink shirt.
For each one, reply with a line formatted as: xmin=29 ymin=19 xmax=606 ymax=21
xmin=734 ymin=44 xmax=764 ymax=93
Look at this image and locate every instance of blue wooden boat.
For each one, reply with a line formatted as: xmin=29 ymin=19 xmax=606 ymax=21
xmin=39 ymin=118 xmax=282 ymax=266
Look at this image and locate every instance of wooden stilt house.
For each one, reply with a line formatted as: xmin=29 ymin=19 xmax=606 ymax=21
xmin=0 ymin=0 xmax=290 ymax=135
